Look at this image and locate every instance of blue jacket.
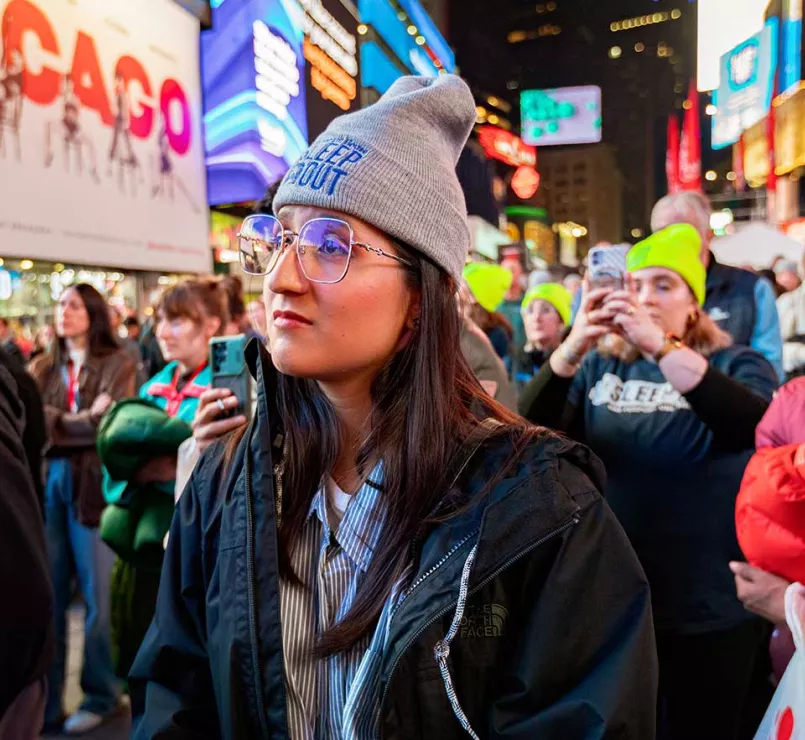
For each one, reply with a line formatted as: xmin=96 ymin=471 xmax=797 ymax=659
xmin=705 ymin=257 xmax=784 ymax=380
xmin=129 ymin=344 xmax=658 ymax=739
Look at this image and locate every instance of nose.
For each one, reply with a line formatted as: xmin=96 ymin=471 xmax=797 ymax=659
xmin=155 ymin=321 xmax=170 ymax=341
xmin=637 ymin=283 xmax=656 ymax=307
xmin=266 ymin=237 xmax=308 ymax=296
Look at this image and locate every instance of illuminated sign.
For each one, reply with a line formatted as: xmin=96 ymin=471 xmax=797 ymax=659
xmin=298 ymin=0 xmax=360 ymax=140
xmin=511 ymin=166 xmax=540 ymax=200
xmin=357 ymin=0 xmax=454 ymax=94
xmin=202 ymin=0 xmax=309 ymax=206
xmin=712 ymin=19 xmax=778 ymax=150
xmin=521 ymin=86 xmax=602 ymax=147
xmin=697 ymin=0 xmax=768 ymax=91
xmin=781 ymin=0 xmax=803 ymax=95
xmin=477 ymin=126 xmax=536 ymax=168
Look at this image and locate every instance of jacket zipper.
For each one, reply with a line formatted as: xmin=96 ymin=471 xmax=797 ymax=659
xmin=376 ymin=512 xmax=580 ymax=739
xmin=401 ymin=530 xmax=479 ymax=603
xmin=244 ymin=453 xmax=271 ymax=740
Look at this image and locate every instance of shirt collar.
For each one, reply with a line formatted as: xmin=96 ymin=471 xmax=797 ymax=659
xmin=307 ymin=462 xmax=385 ymax=573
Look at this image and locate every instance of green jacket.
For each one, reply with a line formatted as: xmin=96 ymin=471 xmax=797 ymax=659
xmin=97 ymin=398 xmax=192 ymax=566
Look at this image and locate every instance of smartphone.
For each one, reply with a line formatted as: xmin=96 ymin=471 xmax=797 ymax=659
xmin=587 ymin=244 xmax=631 ymax=292
xmin=210 ymin=334 xmax=253 ymax=421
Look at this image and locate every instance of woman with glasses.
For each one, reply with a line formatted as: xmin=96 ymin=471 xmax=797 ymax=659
xmin=130 ymin=75 xmax=657 ymax=739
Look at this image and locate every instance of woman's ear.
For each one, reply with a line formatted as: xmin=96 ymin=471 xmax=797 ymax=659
xmin=405 ymin=289 xmax=422 ymax=331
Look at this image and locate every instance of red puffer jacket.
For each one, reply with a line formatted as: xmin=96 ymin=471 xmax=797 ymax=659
xmin=736 ymin=443 xmax=805 ymax=584
xmin=736 ymin=378 xmax=805 ymax=584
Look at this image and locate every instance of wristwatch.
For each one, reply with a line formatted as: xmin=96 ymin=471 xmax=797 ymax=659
xmin=653 ymin=333 xmax=685 ymax=363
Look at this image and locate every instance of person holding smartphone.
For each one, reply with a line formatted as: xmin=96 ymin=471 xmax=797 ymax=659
xmin=130 ymin=74 xmax=657 ymax=739
xmin=520 ymin=223 xmax=779 ymax=740
xmin=100 ymin=279 xmax=230 ymax=681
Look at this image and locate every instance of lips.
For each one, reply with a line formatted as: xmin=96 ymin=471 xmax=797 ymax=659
xmin=273 ymin=310 xmax=312 ymax=327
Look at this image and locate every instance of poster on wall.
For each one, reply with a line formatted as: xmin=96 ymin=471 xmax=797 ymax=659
xmin=202 ymin=0 xmax=309 ymax=206
xmin=0 ymin=0 xmax=210 ymax=273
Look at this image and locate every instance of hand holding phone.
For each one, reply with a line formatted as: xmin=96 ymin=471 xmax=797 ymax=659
xmin=587 ymin=244 xmax=631 ymax=293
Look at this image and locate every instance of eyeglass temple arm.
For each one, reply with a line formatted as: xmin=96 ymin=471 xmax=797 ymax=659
xmin=354 ymin=241 xmax=412 ymax=267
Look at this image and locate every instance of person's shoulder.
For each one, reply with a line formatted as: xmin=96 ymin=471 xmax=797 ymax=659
xmin=710 ymin=345 xmax=778 ymax=389
xmin=476 ymin=426 xmax=606 ymax=514
xmin=711 ymin=343 xmax=772 ymax=367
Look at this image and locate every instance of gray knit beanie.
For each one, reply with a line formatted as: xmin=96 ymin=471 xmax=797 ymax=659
xmin=273 ymin=74 xmax=476 ymax=282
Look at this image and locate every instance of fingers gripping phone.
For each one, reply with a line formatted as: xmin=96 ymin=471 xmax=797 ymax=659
xmin=210 ymin=335 xmax=253 ymax=421
xmin=587 ymin=244 xmax=631 ymax=292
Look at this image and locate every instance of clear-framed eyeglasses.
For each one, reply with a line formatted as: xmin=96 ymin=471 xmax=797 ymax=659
xmin=237 ymin=214 xmax=413 ymax=284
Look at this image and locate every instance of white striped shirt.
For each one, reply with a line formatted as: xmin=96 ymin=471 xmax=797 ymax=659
xmin=279 ymin=465 xmax=410 ymax=739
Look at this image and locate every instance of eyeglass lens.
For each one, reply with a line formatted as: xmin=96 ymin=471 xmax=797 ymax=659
xmin=239 ymin=215 xmax=353 ymax=284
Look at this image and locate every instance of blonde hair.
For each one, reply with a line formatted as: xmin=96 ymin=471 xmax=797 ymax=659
xmin=599 ymin=309 xmax=732 ymax=363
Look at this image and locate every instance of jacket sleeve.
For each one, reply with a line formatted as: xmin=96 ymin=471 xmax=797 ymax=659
xmin=489 ymin=493 xmax=657 ymax=738
xmin=683 ymin=348 xmax=778 ymax=451
xmin=752 ymin=278 xmax=785 ymax=381
xmin=518 ymin=361 xmax=586 ymax=440
xmin=0 ymin=364 xmax=53 ymax=718
xmin=129 ymin=465 xmax=219 ymax=738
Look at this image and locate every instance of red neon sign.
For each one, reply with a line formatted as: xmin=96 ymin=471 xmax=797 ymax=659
xmin=511 ymin=165 xmax=540 ymax=199
xmin=478 ymin=126 xmax=536 ymax=168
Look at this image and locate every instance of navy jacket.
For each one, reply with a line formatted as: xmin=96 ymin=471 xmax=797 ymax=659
xmin=130 ymin=345 xmax=658 ymax=739
xmin=705 ymin=258 xmax=758 ymax=347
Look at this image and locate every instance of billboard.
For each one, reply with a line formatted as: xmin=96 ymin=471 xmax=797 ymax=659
xmin=520 ymin=86 xmax=602 ymax=147
xmin=202 ymin=0 xmax=358 ymax=205
xmin=300 ymin=0 xmax=360 ymax=141
xmin=780 ymin=0 xmax=803 ymax=95
xmin=697 ymin=0 xmax=769 ymax=91
xmin=712 ymin=19 xmax=778 ymax=150
xmin=358 ymin=0 xmax=454 ymax=93
xmin=0 ymin=0 xmax=210 ymax=273
xmin=202 ymin=0 xmax=309 ymax=207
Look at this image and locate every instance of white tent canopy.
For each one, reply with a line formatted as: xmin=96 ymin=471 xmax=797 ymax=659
xmin=711 ymin=223 xmax=804 ymax=271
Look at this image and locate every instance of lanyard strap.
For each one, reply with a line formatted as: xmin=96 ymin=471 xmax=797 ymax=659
xmin=65 ymin=361 xmax=81 ymax=413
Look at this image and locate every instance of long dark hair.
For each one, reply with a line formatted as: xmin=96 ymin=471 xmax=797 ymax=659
xmin=56 ymin=283 xmax=119 ymax=359
xmin=231 ymin=246 xmax=541 ymax=655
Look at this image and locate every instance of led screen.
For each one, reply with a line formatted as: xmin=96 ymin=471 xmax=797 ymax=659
xmin=521 ymin=86 xmax=602 ymax=147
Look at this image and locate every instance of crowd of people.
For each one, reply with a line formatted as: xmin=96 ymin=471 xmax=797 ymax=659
xmin=2 ymin=73 xmax=805 ymax=740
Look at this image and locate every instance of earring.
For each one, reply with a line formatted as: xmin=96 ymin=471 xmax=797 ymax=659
xmin=412 ymin=316 xmax=421 ymax=331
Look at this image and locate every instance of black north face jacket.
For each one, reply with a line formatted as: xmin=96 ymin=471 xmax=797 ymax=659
xmin=130 ymin=345 xmax=658 ymax=739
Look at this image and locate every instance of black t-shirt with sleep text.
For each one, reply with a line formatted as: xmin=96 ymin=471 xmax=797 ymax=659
xmin=567 ymin=346 xmax=778 ymax=635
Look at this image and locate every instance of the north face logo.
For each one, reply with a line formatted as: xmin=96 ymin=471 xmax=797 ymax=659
xmin=460 ymin=604 xmax=509 ymax=638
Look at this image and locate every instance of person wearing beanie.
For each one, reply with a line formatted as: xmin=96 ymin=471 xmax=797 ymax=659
xmin=520 ymin=223 xmax=780 ymax=739
xmin=651 ymin=192 xmax=784 ymax=381
xmin=131 ymin=74 xmax=656 ymax=739
xmin=462 ymin=262 xmax=514 ymax=361
xmin=515 ymin=283 xmax=572 ymax=388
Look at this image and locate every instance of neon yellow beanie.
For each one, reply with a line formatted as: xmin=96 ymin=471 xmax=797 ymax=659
xmin=627 ymin=224 xmax=706 ymax=306
xmin=463 ymin=263 xmax=513 ymax=313
xmin=521 ymin=283 xmax=573 ymax=325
